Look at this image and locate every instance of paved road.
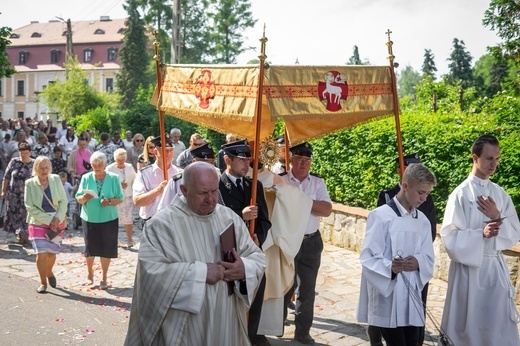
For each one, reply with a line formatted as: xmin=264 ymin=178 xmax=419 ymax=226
xmin=0 ymin=217 xmax=514 ymax=345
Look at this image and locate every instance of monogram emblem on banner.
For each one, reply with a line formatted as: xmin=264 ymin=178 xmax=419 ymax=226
xmin=194 ymin=69 xmax=216 ymax=109
xmin=317 ymin=70 xmax=349 ymax=111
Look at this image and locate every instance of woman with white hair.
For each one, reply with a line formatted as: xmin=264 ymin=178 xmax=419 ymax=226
xmin=106 ymin=148 xmax=136 ymax=248
xmin=75 ymin=151 xmax=124 ymax=289
xmin=24 ymin=156 xmax=68 ymax=293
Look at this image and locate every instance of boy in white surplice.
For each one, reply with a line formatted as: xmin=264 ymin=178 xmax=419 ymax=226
xmin=357 ymin=163 xmax=436 ymax=346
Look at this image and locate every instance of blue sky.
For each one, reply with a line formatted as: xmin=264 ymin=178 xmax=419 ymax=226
xmin=2 ymin=0 xmax=499 ymax=76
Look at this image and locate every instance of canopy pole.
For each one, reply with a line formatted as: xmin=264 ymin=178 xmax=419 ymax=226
xmin=283 ymin=127 xmax=290 ymax=171
xmin=386 ymin=29 xmax=405 ymax=179
xmin=249 ymin=25 xmax=268 ymax=237
xmin=153 ymin=31 xmax=168 ymax=181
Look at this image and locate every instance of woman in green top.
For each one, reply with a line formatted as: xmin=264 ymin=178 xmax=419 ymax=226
xmin=76 ymin=151 xmax=124 ymax=289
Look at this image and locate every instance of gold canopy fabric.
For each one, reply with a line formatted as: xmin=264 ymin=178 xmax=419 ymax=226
xmin=155 ymin=64 xmax=395 ymax=144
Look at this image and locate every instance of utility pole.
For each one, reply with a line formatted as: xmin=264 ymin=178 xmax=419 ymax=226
xmin=56 ymin=17 xmax=74 ymax=62
xmin=171 ymin=0 xmax=181 ymax=63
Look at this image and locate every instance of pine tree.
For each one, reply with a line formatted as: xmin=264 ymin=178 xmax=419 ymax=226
xmin=117 ymin=0 xmax=151 ymax=110
xmin=206 ymin=0 xmax=256 ymax=64
xmin=488 ymin=53 xmax=509 ymax=96
xmin=421 ymin=49 xmax=437 ymax=79
xmin=347 ymin=46 xmax=362 ymax=65
xmin=447 ymin=38 xmax=473 ymax=88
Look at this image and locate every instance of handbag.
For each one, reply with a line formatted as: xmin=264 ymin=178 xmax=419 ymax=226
xmin=83 ymin=160 xmax=92 ymax=171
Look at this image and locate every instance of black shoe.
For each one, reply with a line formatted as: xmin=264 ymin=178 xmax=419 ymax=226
xmin=288 ymin=301 xmax=296 ymax=310
xmin=251 ymin=335 xmax=271 ymax=346
xmin=284 ymin=319 xmax=290 ymax=326
xmin=48 ymin=276 xmax=57 ymax=288
xmin=294 ymin=333 xmax=315 ymax=345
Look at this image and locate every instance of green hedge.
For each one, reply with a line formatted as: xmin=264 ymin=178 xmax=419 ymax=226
xmin=310 ymin=93 xmax=520 ymax=222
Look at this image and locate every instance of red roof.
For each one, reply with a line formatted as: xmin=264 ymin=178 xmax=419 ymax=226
xmin=9 ymin=17 xmax=126 ymax=47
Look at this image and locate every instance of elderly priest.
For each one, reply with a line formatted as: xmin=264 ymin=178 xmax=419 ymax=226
xmin=125 ymin=162 xmax=266 ymax=345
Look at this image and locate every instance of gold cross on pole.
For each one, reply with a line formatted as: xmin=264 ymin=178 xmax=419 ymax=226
xmin=385 ymin=29 xmax=392 ymax=42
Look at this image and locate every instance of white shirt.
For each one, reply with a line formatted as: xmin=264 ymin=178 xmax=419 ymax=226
xmin=281 ymin=169 xmax=331 ymax=235
xmin=133 ymin=162 xmax=183 ymax=219
xmin=172 ymin=140 xmax=186 ymax=161
xmin=123 ymin=139 xmax=134 ymax=150
xmin=106 ymin=162 xmax=137 ymax=197
xmin=59 ymin=135 xmax=78 ymax=155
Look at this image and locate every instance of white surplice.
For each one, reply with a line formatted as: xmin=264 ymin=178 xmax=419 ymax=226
xmin=257 ymin=179 xmax=313 ymax=336
xmin=125 ymin=195 xmax=265 ymax=346
xmin=357 ymin=197 xmax=434 ymax=328
xmin=440 ymin=174 xmax=520 ymax=346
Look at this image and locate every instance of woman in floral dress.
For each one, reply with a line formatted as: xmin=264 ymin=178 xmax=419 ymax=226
xmin=1 ymin=141 xmax=35 ymax=246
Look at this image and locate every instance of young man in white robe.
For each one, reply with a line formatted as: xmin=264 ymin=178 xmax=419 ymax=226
xmin=440 ymin=134 xmax=520 ymax=346
xmin=125 ymin=162 xmax=266 ymax=346
xmin=357 ymin=163 xmax=436 ymax=346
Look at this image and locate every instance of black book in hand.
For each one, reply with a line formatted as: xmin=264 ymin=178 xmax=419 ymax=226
xmin=45 ymin=228 xmax=61 ymax=241
xmin=220 ymin=222 xmax=236 ymax=296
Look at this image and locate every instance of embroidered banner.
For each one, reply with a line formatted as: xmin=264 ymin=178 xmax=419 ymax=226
xmin=157 ymin=65 xmax=277 ymax=141
xmin=155 ymin=64 xmax=395 ymax=144
xmin=266 ymin=65 xmax=394 ymax=143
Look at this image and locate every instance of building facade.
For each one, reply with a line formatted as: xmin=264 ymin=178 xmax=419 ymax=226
xmin=1 ymin=16 xmax=126 ymax=121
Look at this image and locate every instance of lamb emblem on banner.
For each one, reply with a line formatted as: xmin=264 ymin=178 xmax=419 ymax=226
xmin=318 ymin=71 xmax=348 ymax=111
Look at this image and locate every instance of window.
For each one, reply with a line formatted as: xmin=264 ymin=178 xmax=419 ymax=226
xmin=83 ymin=48 xmax=93 ymax=63
xmin=107 ymin=47 xmax=117 ymax=62
xmin=19 ymin=51 xmax=28 ymax=65
xmin=17 ymin=80 xmax=25 ymax=96
xmin=31 ymin=32 xmax=42 ymax=38
xmin=117 ymin=28 xmax=125 ymax=34
xmin=50 ymin=49 xmax=60 ymax=64
xmin=94 ymin=29 xmax=105 ymax=35
xmin=10 ymin=33 xmax=20 ymax=39
xmin=17 ymin=111 xmax=24 ymax=119
xmin=106 ymin=78 xmax=114 ymax=93
xmin=0 ymin=81 xmax=2 ymax=96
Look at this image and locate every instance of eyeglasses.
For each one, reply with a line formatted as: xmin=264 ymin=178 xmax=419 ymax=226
xmin=136 ymin=139 xmax=144 ymax=142
xmin=193 ymin=142 xmax=203 ymax=147
xmin=293 ymin=156 xmax=312 ymax=164
xmin=148 ymin=146 xmax=156 ymax=150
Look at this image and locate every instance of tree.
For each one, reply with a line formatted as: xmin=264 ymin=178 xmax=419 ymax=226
xmin=40 ymin=56 xmax=104 ymax=122
xmin=397 ymin=65 xmax=421 ymax=99
xmin=0 ymin=26 xmax=16 ymax=78
xmin=447 ymin=38 xmax=473 ymax=88
xmin=483 ymin=0 xmax=520 ymax=62
xmin=180 ymin=0 xmax=211 ymax=63
xmin=117 ymin=0 xmax=151 ymax=110
xmin=421 ymin=49 xmax=437 ymax=79
xmin=347 ymin=46 xmax=362 ymax=65
xmin=136 ymin=0 xmax=173 ymax=60
xmin=205 ymin=0 xmax=257 ymax=64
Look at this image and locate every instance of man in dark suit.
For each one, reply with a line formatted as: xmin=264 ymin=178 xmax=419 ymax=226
xmin=218 ymin=139 xmax=271 ymax=346
xmin=368 ymin=153 xmax=437 ymax=346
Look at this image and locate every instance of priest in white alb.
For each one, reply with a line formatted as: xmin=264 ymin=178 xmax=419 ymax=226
xmin=357 ymin=163 xmax=436 ymax=346
xmin=440 ymin=134 xmax=520 ymax=346
xmin=125 ymin=162 xmax=266 ymax=346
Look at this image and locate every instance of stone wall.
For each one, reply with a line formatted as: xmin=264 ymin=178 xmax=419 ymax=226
xmin=320 ymin=202 xmax=520 ymax=302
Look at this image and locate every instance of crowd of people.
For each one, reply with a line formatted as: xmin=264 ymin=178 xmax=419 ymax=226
xmin=1 ymin=118 xmax=519 ymax=346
